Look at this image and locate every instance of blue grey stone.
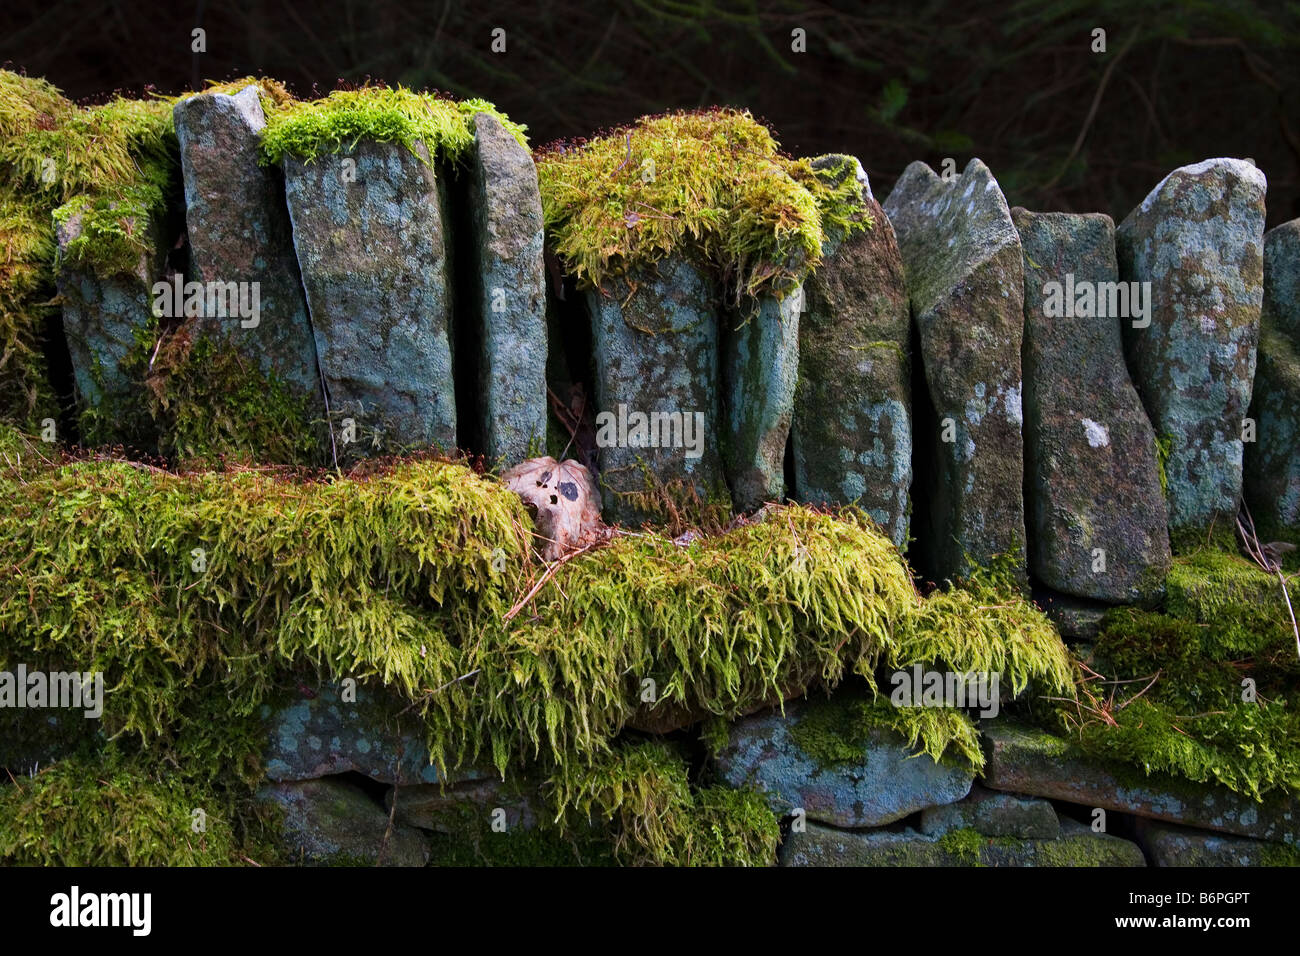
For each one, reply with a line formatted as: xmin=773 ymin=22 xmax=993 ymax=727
xmin=723 ymin=289 xmax=800 ymax=510
xmin=282 ymin=139 xmax=456 ymax=453
xmin=1245 ymin=219 xmax=1300 ymax=536
xmin=792 ymin=156 xmax=911 ymax=549
xmin=260 ymin=776 xmax=429 ymax=866
xmin=982 ymin=720 xmax=1300 ymax=844
xmin=464 ymin=112 xmax=548 ymax=466
xmin=1116 ymin=158 xmax=1267 ymax=541
xmin=54 ymin=204 xmax=166 ymax=410
xmin=1014 ymin=208 xmax=1170 ymax=601
xmin=919 ymin=783 xmax=1059 ymax=839
xmin=711 ymin=696 xmax=973 ymax=828
xmin=779 ymin=818 xmax=1144 ymax=867
xmin=1137 ymin=819 xmax=1300 ymax=866
xmin=588 ymin=257 xmax=728 ymax=523
xmin=884 ymin=159 xmax=1026 ymax=578
xmin=173 ymin=85 xmax=322 ymax=401
xmin=261 ymin=683 xmax=486 ymax=786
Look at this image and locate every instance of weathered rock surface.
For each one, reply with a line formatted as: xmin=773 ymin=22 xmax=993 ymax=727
xmin=588 ymin=258 xmax=728 ymax=523
xmin=387 ymin=778 xmax=542 ymax=833
xmin=261 ymin=684 xmax=487 ymax=786
xmin=1116 ymin=158 xmax=1266 ymax=543
xmin=1244 ymin=219 xmax=1300 ymax=536
xmin=54 ymin=205 xmax=167 ymax=410
xmin=261 ymin=776 xmax=430 ymax=866
xmin=711 ymin=698 xmax=973 ymax=828
xmin=722 ymin=290 xmax=801 ymax=510
xmin=919 ymin=783 xmax=1059 ymax=839
xmin=283 ymin=139 xmax=456 ymax=452
xmin=1034 ymin=588 xmax=1110 ymax=641
xmin=173 ymin=85 xmax=321 ymax=398
xmin=1014 ymin=208 xmax=1170 ymax=602
xmin=883 ymin=159 xmax=1026 ymax=578
xmin=982 ymin=720 xmax=1300 ymax=844
xmin=779 ymin=818 xmax=1144 ymax=867
xmin=792 ymin=155 xmax=911 ymax=548
xmin=464 ymin=112 xmax=548 ymax=466
xmin=1136 ymin=819 xmax=1300 ymax=866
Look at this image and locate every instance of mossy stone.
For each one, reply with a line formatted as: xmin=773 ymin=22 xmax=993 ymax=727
xmin=791 ymin=156 xmax=911 ymax=548
xmin=1137 ymin=819 xmax=1300 ymax=866
xmin=722 ymin=289 xmax=801 ymax=510
xmin=779 ymin=818 xmax=1143 ymax=867
xmin=1014 ymin=208 xmax=1170 ymax=602
xmin=981 ymin=720 xmax=1300 ymax=844
xmin=1244 ymin=219 xmax=1300 ymax=540
xmin=54 ymin=202 xmax=168 ymax=418
xmin=260 ymin=776 xmax=430 ymax=866
xmin=711 ymin=694 xmax=974 ymax=828
xmin=464 ymin=111 xmax=548 ymax=467
xmin=1116 ymin=158 xmax=1266 ymax=543
xmin=173 ymin=86 xmax=323 ymax=406
xmin=587 ymin=256 xmax=729 ymax=524
xmin=884 ymin=159 xmax=1026 ymax=579
xmin=282 ymin=138 xmax=457 ymax=453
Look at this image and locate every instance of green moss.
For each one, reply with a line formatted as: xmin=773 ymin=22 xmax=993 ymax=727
xmin=537 ymin=108 xmax=870 ymax=304
xmin=0 ymin=70 xmax=178 ymax=428
xmin=937 ymin=826 xmax=985 ymax=864
xmin=550 ymin=741 xmax=779 ymax=866
xmin=788 ymin=692 xmax=984 ymax=772
xmin=1165 ymin=549 xmax=1298 ymax=659
xmin=0 ymin=747 xmax=264 ymax=866
xmin=1050 ymin=548 xmax=1300 ymax=801
xmin=143 ymin=328 xmax=321 ymax=466
xmin=259 ymin=85 xmax=525 ymax=167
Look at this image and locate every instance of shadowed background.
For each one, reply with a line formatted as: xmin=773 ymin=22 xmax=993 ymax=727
xmin=3 ymin=0 xmax=1298 ymax=225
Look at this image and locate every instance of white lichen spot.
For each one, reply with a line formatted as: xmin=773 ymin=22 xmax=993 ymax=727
xmin=1082 ymin=418 xmax=1110 ymax=448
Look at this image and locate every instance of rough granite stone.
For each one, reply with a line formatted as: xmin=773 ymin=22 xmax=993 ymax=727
xmin=261 ymin=683 xmax=487 ymax=786
xmin=465 ymin=112 xmax=548 ymax=466
xmin=722 ymin=289 xmax=801 ymax=510
xmin=1014 ymin=208 xmax=1170 ymax=602
xmin=792 ymin=155 xmax=911 ymax=548
xmin=1136 ymin=819 xmax=1300 ymax=866
xmin=1035 ymin=588 xmax=1111 ymax=642
xmin=711 ymin=697 xmax=973 ymax=828
xmin=1116 ymin=158 xmax=1266 ymax=542
xmin=260 ymin=776 xmax=430 ymax=866
xmin=981 ymin=720 xmax=1300 ymax=844
xmin=283 ymin=138 xmax=457 ymax=451
xmin=920 ymin=783 xmax=1060 ymax=839
xmin=1244 ymin=219 xmax=1300 ymax=537
xmin=779 ymin=818 xmax=1144 ymax=867
xmin=883 ymin=158 xmax=1026 ymax=578
xmin=173 ymin=85 xmax=322 ymax=400
xmin=54 ymin=204 xmax=167 ymax=411
xmin=588 ymin=257 xmax=729 ymax=523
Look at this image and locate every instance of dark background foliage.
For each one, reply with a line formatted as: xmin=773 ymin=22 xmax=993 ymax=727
xmin=3 ymin=0 xmax=1298 ymax=226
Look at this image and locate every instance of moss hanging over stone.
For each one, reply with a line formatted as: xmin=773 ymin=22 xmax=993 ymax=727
xmin=259 ymin=85 xmax=525 ymax=167
xmin=537 ymin=108 xmax=870 ymax=303
xmin=0 ymin=70 xmax=179 ymax=431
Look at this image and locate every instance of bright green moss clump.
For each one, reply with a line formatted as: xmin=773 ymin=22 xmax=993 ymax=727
xmin=0 ymin=70 xmax=178 ymax=430
xmin=0 ymin=748 xmax=254 ymax=866
xmin=259 ymin=85 xmax=526 ymax=166
xmin=537 ymin=108 xmax=871 ymax=303
xmin=1052 ymin=549 xmax=1300 ymax=801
